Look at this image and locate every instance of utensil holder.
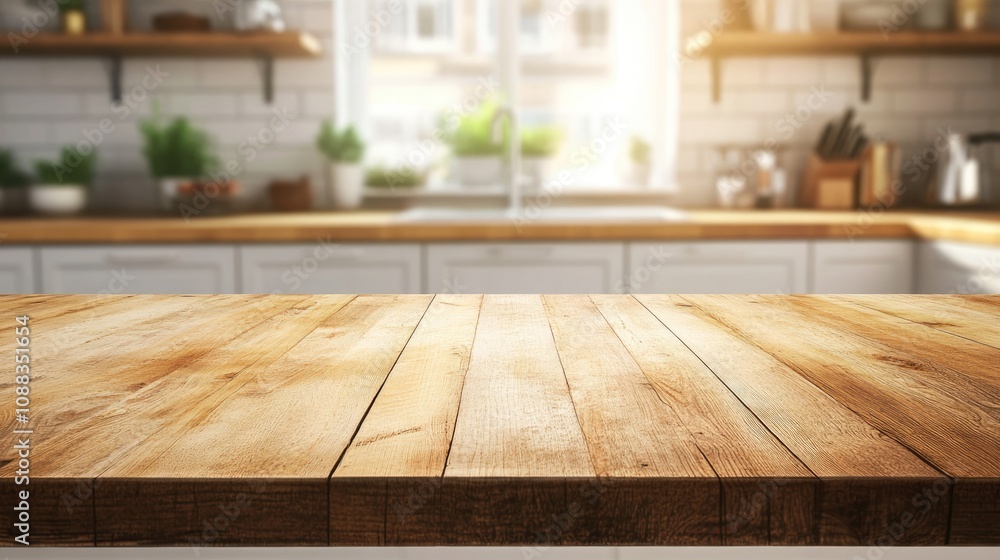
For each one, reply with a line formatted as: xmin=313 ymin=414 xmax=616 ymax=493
xmin=801 ymin=152 xmax=861 ymax=209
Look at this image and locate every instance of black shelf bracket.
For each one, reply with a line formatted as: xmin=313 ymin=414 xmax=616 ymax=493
xmin=107 ymin=55 xmax=123 ymax=104
xmin=259 ymin=56 xmax=275 ymax=104
xmin=860 ymin=54 xmax=873 ymax=103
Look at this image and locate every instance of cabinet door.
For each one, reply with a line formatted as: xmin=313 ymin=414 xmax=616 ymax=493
xmin=40 ymin=246 xmax=236 ymax=294
xmin=812 ymin=241 xmax=915 ymax=294
xmin=0 ymin=248 xmax=36 ymax=294
xmin=426 ymin=243 xmax=625 ymax=294
xmin=240 ymin=244 xmax=422 ymax=295
xmin=918 ymin=241 xmax=1000 ymax=294
xmin=628 ymin=241 xmax=809 ymax=294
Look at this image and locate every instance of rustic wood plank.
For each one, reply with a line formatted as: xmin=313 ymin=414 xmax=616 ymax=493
xmin=637 ymin=295 xmax=948 ymax=545
xmin=592 ymin=295 xmax=815 ymax=544
xmin=680 ymin=295 xmax=1000 ymax=544
xmin=94 ymin=295 xmax=431 ymax=546
xmin=330 ymin=294 xmax=483 ymax=545
xmin=543 ymin=295 xmax=722 ymax=545
xmin=377 ymin=294 xmax=597 ymax=546
xmin=843 ymin=295 xmax=1000 ymax=350
xmin=794 ymin=296 xmax=1000 ymax=390
xmin=0 ymin=295 xmax=310 ymax=546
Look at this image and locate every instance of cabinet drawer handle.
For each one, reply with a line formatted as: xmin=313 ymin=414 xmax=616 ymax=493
xmin=105 ymin=253 xmax=179 ymax=265
xmin=318 ymin=248 xmax=366 ymax=261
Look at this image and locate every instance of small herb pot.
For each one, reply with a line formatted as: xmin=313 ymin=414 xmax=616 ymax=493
xmin=328 ymin=163 xmax=364 ymax=210
xmin=30 ymin=185 xmax=87 ymax=215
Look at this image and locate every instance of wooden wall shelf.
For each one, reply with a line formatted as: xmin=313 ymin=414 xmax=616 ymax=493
xmin=1 ymin=32 xmax=323 ymax=102
xmin=699 ymin=31 xmax=1000 ymax=102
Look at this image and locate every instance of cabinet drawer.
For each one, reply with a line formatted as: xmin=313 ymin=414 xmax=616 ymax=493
xmin=240 ymin=244 xmax=422 ymax=295
xmin=812 ymin=241 xmax=915 ymax=294
xmin=0 ymin=248 xmax=36 ymax=294
xmin=40 ymin=246 xmax=236 ymax=294
xmin=628 ymin=241 xmax=809 ymax=294
xmin=918 ymin=241 xmax=1000 ymax=295
xmin=427 ymin=243 xmax=625 ymax=294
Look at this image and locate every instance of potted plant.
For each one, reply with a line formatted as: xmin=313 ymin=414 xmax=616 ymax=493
xmin=31 ymin=147 xmax=96 ymax=216
xmin=445 ymin=102 xmax=503 ymax=188
xmin=0 ymin=150 xmax=31 ymax=212
xmin=630 ymin=135 xmax=652 ymax=187
xmin=60 ymin=0 xmax=87 ymax=35
xmin=364 ymin=165 xmax=426 ymax=190
xmin=317 ymin=121 xmax=366 ymax=210
xmin=521 ymin=125 xmax=563 ymax=189
xmin=141 ymin=111 xmax=217 ymax=211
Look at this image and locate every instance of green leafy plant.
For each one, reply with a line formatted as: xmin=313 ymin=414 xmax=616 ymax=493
xmin=364 ymin=165 xmax=425 ymax=189
xmin=0 ymin=150 xmax=31 ymax=189
xmin=521 ymin=125 xmax=563 ymax=158
xmin=59 ymin=0 xmax=86 ymax=13
xmin=140 ymin=111 xmax=216 ymax=179
xmin=444 ymin=102 xmax=503 ymax=157
xmin=317 ymin=122 xmax=365 ymax=164
xmin=35 ymin=147 xmax=97 ymax=187
xmin=631 ymin=136 xmax=652 ymax=166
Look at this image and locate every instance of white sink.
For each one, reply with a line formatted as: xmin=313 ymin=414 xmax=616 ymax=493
xmin=395 ymin=206 xmax=688 ymax=224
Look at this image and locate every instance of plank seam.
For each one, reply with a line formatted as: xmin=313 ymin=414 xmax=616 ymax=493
xmin=541 ymin=295 xmax=602 ymax=478
xmin=439 ymin=295 xmax=484 ymax=478
xmin=676 ymin=294 xmax=955 ymax=482
xmin=848 ymin=297 xmax=1000 ymax=352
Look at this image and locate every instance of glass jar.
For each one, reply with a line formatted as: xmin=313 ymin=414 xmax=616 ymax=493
xmin=956 ymin=0 xmax=989 ymax=31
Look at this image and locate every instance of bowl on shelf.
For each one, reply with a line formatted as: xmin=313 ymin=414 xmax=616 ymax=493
xmin=29 ymin=185 xmax=88 ymax=216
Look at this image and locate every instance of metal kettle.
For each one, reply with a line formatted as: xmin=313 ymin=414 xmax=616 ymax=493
xmin=935 ymin=132 xmax=1000 ymax=207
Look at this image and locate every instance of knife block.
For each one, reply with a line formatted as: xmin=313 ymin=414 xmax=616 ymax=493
xmin=801 ymin=152 xmax=861 ymax=209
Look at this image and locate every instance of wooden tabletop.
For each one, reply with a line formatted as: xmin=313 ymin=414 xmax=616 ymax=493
xmin=1 ymin=294 xmax=998 ymax=547
xmin=2 ymin=211 xmax=1000 ymax=245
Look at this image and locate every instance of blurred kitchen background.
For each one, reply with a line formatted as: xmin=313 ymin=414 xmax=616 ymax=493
xmin=1 ymin=0 xmax=1000 ymax=296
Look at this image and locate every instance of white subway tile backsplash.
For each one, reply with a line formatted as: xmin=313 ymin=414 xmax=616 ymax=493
xmin=302 ymin=91 xmax=335 ymax=117
xmin=890 ymin=90 xmax=957 ymax=114
xmin=872 ymin=58 xmax=924 ymax=86
xmin=42 ymin=59 xmax=109 ymax=88
xmin=960 ymin=90 xmax=1000 ymax=113
xmin=3 ymin=93 xmax=82 ymax=116
xmin=0 ymin=59 xmax=47 ymax=87
xmin=724 ymin=59 xmax=765 ymax=86
xmin=0 ymin=121 xmax=49 ymax=145
xmin=823 ymin=57 xmax=861 ymax=86
xmin=763 ymin=57 xmax=823 ymax=86
xmin=681 ymin=117 xmax=761 ymax=144
xmin=201 ymin=60 xmax=263 ymax=88
xmin=166 ymin=94 xmax=239 ymax=117
xmin=240 ymin=93 xmax=301 ymax=117
xmin=926 ymin=57 xmax=993 ymax=85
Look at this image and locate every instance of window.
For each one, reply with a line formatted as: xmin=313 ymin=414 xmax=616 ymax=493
xmin=335 ymin=0 xmax=679 ymax=193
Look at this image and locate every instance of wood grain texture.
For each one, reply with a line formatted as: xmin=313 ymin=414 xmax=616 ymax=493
xmin=593 ymin=295 xmax=815 ymax=545
xmin=0 ymin=295 xmax=998 ymax=546
xmin=543 ymin=295 xmax=721 ymax=545
xmin=95 ymin=295 xmax=431 ymax=545
xmin=679 ymin=295 xmax=1000 ymax=544
xmin=2 ymin=211 xmax=1000 ymax=244
xmin=330 ymin=294 xmax=482 ymax=545
xmin=0 ymin=32 xmax=322 ymax=57
xmin=637 ymin=295 xmax=947 ymax=545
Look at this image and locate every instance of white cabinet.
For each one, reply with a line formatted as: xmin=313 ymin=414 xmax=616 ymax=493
xmin=0 ymin=248 xmax=36 ymax=294
xmin=39 ymin=246 xmax=236 ymax=294
xmin=240 ymin=244 xmax=422 ymax=294
xmin=628 ymin=241 xmax=809 ymax=294
xmin=812 ymin=241 xmax=915 ymax=294
xmin=918 ymin=241 xmax=1000 ymax=294
xmin=426 ymin=243 xmax=625 ymax=294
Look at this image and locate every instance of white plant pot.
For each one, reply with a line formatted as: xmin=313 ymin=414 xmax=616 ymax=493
xmin=452 ymin=156 xmax=503 ymax=188
xmin=522 ymin=157 xmax=556 ymax=190
xmin=328 ymin=163 xmax=364 ymax=210
xmin=30 ymin=185 xmax=88 ymax=216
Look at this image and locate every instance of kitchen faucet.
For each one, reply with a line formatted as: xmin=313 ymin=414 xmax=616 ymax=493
xmin=491 ymin=105 xmax=522 ymax=217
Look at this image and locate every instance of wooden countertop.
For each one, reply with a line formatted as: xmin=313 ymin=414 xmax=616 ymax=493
xmin=2 ymin=294 xmax=998 ymax=547
xmin=2 ymin=211 xmax=1000 ymax=245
